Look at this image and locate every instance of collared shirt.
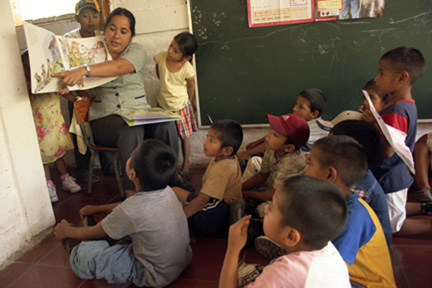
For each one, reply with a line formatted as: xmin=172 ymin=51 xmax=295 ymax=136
xmin=87 ymin=42 xmax=150 ymax=120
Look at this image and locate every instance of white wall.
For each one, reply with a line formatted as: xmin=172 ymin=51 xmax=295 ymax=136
xmin=0 ymin=0 xmax=55 ymax=270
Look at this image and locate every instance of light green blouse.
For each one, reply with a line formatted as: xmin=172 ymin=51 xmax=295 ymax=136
xmin=88 ymin=42 xmax=151 ymax=121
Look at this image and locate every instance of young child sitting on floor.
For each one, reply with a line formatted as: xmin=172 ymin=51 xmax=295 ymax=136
xmin=219 ymin=176 xmax=350 ymax=288
xmin=173 ymin=119 xmax=243 ymax=234
xmin=54 ymin=139 xmax=192 ymax=287
xmin=241 ymin=113 xmax=309 ymax=202
xmin=305 ymin=135 xmax=396 ymax=287
xmin=332 ymin=119 xmax=392 ymax=248
xmin=413 ymin=133 xmax=432 ymax=202
xmin=237 ymin=88 xmax=330 ymax=162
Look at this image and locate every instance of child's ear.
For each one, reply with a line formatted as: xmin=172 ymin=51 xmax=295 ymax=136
xmin=284 ymin=144 xmax=296 ymax=153
xmin=327 ymin=166 xmax=338 ymax=183
xmin=282 ymin=227 xmax=301 ymax=248
xmin=73 ymin=15 xmax=79 ymax=23
xmin=184 ymin=55 xmax=192 ymax=62
xmin=128 ymin=168 xmax=137 ymax=181
xmin=399 ymin=70 xmax=410 ymax=85
xmin=221 ymin=146 xmax=234 ymax=157
xmin=311 ymin=110 xmax=320 ymax=119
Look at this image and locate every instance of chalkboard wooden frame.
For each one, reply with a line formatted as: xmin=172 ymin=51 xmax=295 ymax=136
xmin=190 ymin=0 xmax=432 ymax=126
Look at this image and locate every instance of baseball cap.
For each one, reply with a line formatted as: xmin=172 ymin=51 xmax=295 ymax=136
xmin=331 ymin=110 xmax=362 ymax=126
xmin=75 ymin=0 xmax=100 ymax=15
xmin=266 ymin=113 xmax=310 ymax=148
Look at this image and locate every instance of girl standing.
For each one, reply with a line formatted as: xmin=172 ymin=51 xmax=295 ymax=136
xmin=22 ymin=51 xmax=81 ymax=202
xmin=155 ymin=32 xmax=198 ymax=179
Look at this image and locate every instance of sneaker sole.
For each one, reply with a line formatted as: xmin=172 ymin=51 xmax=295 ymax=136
xmin=254 ymin=237 xmax=286 ymax=260
xmin=62 ymin=186 xmax=81 ymax=193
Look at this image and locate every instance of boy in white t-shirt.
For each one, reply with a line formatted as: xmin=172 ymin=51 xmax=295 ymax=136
xmin=220 ymin=176 xmax=350 ymax=288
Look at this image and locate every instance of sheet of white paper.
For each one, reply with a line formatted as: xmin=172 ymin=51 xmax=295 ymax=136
xmin=362 ymin=90 xmax=415 ymax=174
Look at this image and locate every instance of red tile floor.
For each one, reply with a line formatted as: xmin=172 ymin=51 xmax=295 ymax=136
xmin=1 ymin=167 xmax=431 ymax=288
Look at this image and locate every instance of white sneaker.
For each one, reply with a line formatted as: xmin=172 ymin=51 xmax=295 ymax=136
xmin=61 ymin=176 xmax=81 ymax=193
xmin=237 ymin=261 xmax=263 ymax=287
xmin=48 ymin=182 xmax=58 ymax=202
xmin=255 ymin=201 xmax=271 ymax=218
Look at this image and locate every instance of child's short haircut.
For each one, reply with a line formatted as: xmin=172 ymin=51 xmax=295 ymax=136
xmin=130 ymin=139 xmax=177 ymax=191
xmin=298 ymin=88 xmax=327 ymax=117
xmin=210 ymin=119 xmax=243 ymax=156
xmin=278 ymin=175 xmax=347 ymax=249
xmin=313 ymin=136 xmax=368 ymax=187
xmin=381 ymin=47 xmax=425 ymax=85
xmin=174 ymin=32 xmax=198 ymax=58
xmin=363 ymin=79 xmax=390 ymax=103
xmin=332 ymin=120 xmax=380 ymax=167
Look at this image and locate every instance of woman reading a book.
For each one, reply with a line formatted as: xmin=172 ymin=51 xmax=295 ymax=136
xmin=54 ymin=8 xmax=178 ymax=198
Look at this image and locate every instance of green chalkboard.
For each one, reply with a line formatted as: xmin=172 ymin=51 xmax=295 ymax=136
xmin=190 ymin=0 xmax=432 ymax=125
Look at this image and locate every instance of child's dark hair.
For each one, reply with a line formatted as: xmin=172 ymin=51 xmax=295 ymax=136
xmin=363 ymin=79 xmax=390 ymax=103
xmin=105 ymin=7 xmax=136 ymax=37
xmin=210 ymin=119 xmax=243 ymax=156
xmin=174 ymin=32 xmax=198 ymax=58
xmin=284 ymin=135 xmax=297 ymax=149
xmin=278 ymin=175 xmax=347 ymax=250
xmin=129 ymin=139 xmax=177 ymax=191
xmin=332 ymin=120 xmax=381 ymax=167
xmin=381 ymin=47 xmax=425 ymax=85
xmin=313 ymin=135 xmax=368 ymax=187
xmin=298 ymin=88 xmax=327 ymax=117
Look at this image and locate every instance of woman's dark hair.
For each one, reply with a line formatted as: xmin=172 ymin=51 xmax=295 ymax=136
xmin=105 ymin=7 xmax=136 ymax=37
xmin=174 ymin=32 xmax=198 ymax=58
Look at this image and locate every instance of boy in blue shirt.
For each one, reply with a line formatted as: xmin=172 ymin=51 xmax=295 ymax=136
xmin=55 ymin=139 xmax=192 ymax=287
xmin=305 ymin=136 xmax=396 ymax=287
xmin=361 ymin=47 xmax=426 ymax=235
xmin=332 ymin=120 xmax=392 ymax=247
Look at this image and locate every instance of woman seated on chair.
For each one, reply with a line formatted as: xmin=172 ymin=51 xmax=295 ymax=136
xmin=54 ymin=7 xmax=178 ymax=198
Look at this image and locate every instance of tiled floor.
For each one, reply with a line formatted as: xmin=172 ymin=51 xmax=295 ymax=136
xmin=1 ymin=168 xmax=431 ymax=287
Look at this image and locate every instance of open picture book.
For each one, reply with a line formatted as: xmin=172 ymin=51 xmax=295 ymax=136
xmin=23 ymin=21 xmax=117 ymax=94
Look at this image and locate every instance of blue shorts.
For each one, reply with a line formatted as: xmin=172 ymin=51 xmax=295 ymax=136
xmin=70 ymin=240 xmax=150 ymax=286
xmin=186 ymin=192 xmax=230 ymax=234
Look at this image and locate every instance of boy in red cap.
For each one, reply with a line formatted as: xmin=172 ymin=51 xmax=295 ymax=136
xmin=231 ymin=114 xmax=309 ymax=258
xmin=241 ymin=113 xmax=310 ymax=202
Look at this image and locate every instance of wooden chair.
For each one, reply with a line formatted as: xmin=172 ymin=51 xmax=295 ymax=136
xmin=73 ymin=98 xmax=125 ymax=199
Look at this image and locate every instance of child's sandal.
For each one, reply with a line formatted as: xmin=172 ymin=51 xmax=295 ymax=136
xmin=415 ymin=188 xmax=432 ymax=202
xmin=179 ymin=171 xmax=193 ymax=180
xmin=421 ymin=203 xmax=432 ymax=216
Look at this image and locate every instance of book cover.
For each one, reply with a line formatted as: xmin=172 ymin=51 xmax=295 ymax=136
xmin=115 ymin=108 xmax=183 ymax=126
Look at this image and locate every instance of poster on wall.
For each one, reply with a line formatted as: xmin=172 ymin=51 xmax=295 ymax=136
xmin=247 ymin=0 xmax=385 ymax=27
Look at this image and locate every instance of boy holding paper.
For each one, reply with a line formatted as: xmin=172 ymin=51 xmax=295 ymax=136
xmin=360 ymin=46 xmax=426 ymax=235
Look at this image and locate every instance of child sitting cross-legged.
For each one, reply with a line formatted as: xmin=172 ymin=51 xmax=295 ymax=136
xmin=241 ymin=113 xmax=309 ymax=202
xmin=54 ymin=139 xmax=192 ymax=287
xmin=173 ymin=119 xmax=244 ymax=234
xmin=305 ymin=135 xmax=396 ymax=287
xmin=219 ymin=175 xmax=350 ymax=288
